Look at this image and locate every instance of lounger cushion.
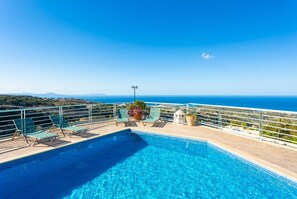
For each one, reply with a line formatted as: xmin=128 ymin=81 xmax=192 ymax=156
xmin=27 ymin=131 xmax=57 ymax=139
xmin=143 ymin=118 xmax=158 ymax=123
xmin=62 ymin=126 xmax=87 ymax=132
xmin=116 ymin=118 xmax=129 ymax=122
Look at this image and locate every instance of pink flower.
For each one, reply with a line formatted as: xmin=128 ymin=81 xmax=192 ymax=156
xmin=129 ymin=105 xmax=143 ymax=116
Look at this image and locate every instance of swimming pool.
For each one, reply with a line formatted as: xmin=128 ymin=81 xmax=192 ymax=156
xmin=1 ymin=129 xmax=297 ymax=198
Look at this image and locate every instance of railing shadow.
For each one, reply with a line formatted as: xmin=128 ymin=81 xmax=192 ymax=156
xmin=152 ymin=121 xmax=167 ymax=128
xmin=74 ymin=132 xmax=98 ymax=138
xmin=125 ymin=121 xmax=138 ymax=127
xmin=33 ymin=139 xmax=72 ymax=148
xmin=0 ymin=139 xmax=30 ymax=155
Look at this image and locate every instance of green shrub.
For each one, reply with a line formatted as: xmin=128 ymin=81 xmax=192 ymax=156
xmin=187 ymin=113 xmax=197 ymax=118
xmin=133 ymin=100 xmax=146 ymax=110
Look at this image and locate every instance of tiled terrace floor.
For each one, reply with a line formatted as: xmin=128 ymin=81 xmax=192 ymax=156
xmin=1 ymin=121 xmax=297 ymax=181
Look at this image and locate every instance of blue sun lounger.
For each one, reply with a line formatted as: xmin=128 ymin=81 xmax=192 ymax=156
xmin=13 ymin=118 xmax=58 ymax=146
xmin=50 ymin=115 xmax=88 ymax=137
xmin=142 ymin=107 xmax=161 ymax=126
xmin=115 ymin=108 xmax=129 ymax=126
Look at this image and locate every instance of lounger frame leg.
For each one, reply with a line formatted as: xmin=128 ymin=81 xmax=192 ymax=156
xmin=12 ymin=130 xmax=30 ymax=145
xmin=33 ymin=138 xmax=38 ymax=146
xmin=12 ymin=130 xmax=20 ymax=141
xmin=61 ymin=128 xmax=66 ymax=137
xmin=23 ymin=136 xmax=30 ymax=145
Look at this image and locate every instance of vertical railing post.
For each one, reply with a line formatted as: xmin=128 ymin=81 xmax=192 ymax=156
xmin=196 ymin=106 xmax=201 ymax=125
xmin=259 ymin=111 xmax=263 ymax=138
xmin=59 ymin=106 xmax=63 ymax=127
xmin=218 ymin=108 xmax=222 ymax=129
xmin=113 ymin=104 xmax=117 ymax=119
xmin=173 ymin=106 xmax=177 ymax=123
xmin=23 ymin=110 xmax=26 ymax=135
xmin=88 ymin=105 xmax=92 ymax=124
xmin=186 ymin=104 xmax=190 ymax=125
xmin=186 ymin=104 xmax=190 ymax=114
xmin=20 ymin=109 xmax=29 ymax=144
xmin=20 ymin=110 xmax=24 ymax=133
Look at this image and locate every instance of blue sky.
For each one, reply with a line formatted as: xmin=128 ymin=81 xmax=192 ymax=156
xmin=0 ymin=0 xmax=297 ymax=95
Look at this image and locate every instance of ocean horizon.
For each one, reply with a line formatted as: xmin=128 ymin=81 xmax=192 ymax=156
xmin=78 ymin=95 xmax=297 ymax=112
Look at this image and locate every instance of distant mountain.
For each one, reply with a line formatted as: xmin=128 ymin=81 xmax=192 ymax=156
xmin=6 ymin=92 xmax=106 ymax=98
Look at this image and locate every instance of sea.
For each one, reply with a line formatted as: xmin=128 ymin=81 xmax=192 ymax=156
xmin=79 ymin=96 xmax=297 ymax=112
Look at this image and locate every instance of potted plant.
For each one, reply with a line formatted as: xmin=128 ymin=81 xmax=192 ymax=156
xmin=186 ymin=113 xmax=197 ymax=126
xmin=128 ymin=101 xmax=146 ymax=120
xmin=134 ymin=100 xmax=146 ymax=110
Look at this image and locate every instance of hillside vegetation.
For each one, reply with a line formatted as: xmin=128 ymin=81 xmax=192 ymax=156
xmin=0 ymin=95 xmax=93 ymax=110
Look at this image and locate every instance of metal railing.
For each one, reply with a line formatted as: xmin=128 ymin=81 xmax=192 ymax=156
xmin=0 ymin=103 xmax=115 ymax=139
xmin=144 ymin=102 xmax=297 ymax=145
xmin=192 ymin=103 xmax=297 ymax=145
xmin=0 ymin=102 xmax=297 ymax=146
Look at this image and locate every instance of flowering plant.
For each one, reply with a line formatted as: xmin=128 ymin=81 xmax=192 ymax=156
xmin=129 ymin=105 xmax=143 ymax=117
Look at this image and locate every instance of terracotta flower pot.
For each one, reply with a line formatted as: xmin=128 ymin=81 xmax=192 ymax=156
xmin=133 ymin=114 xmax=143 ymax=120
xmin=186 ymin=115 xmax=197 ymax=126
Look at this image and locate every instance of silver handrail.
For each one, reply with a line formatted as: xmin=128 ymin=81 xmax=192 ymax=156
xmin=0 ymin=102 xmax=297 ymax=146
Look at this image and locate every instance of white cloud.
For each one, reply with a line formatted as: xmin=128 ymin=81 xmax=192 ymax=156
xmin=201 ymin=52 xmax=214 ymax=60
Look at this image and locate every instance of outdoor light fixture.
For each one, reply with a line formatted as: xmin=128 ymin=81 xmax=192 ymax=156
xmin=131 ymin=86 xmax=138 ymax=102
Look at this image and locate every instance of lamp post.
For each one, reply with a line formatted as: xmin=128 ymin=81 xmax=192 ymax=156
xmin=131 ymin=86 xmax=138 ymax=102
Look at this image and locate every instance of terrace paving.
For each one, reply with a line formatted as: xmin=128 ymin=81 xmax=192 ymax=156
xmin=0 ymin=121 xmax=297 ymax=182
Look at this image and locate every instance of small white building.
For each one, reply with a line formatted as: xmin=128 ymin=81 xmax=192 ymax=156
xmin=173 ymin=110 xmax=186 ymax=124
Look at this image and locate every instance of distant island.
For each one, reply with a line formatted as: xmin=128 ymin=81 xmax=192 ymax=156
xmin=0 ymin=95 xmax=94 ymax=110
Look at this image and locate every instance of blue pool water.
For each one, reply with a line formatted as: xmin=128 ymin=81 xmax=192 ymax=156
xmin=1 ymin=130 xmax=297 ymax=198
